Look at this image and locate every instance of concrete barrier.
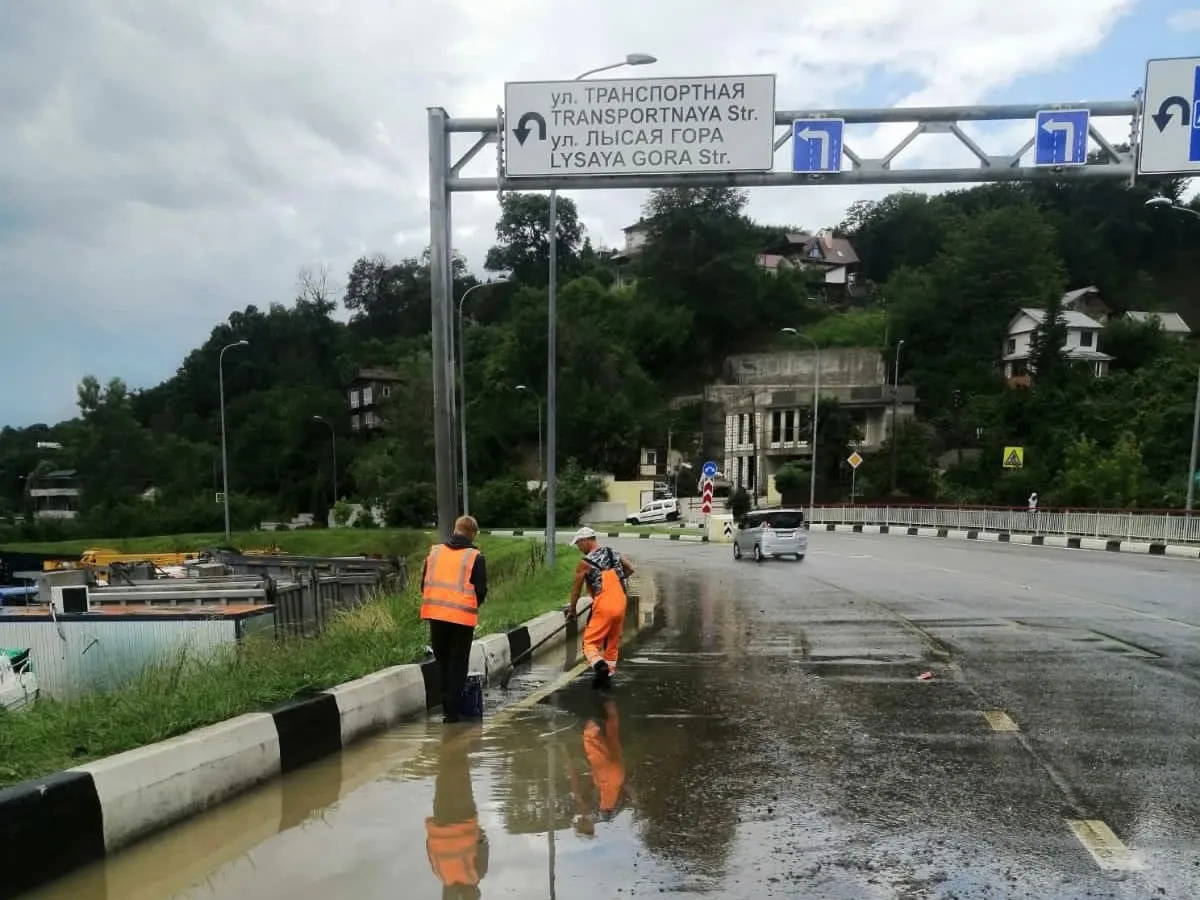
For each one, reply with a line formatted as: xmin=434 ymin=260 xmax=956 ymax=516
xmin=707 ymin=514 xmax=735 ymax=544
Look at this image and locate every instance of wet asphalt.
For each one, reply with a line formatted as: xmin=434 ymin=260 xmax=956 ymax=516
xmin=25 ymin=532 xmax=1200 ymax=899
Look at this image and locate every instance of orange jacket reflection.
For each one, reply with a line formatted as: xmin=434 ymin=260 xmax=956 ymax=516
xmin=572 ymin=699 xmax=625 ymax=832
xmin=426 ymin=729 xmax=489 ymax=899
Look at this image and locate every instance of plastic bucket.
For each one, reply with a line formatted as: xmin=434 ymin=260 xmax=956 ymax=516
xmin=459 ymin=672 xmax=485 ymax=720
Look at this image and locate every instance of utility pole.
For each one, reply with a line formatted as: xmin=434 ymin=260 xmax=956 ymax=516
xmin=1187 ymin=365 xmax=1200 ymax=513
xmin=545 ymin=53 xmax=657 ymax=567
xmin=889 ymin=340 xmax=905 ymax=494
xmin=218 ymin=339 xmax=248 ymax=542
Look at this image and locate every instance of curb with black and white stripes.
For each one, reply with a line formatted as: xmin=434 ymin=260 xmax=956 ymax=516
xmin=0 ymin=598 xmax=592 ymax=899
xmin=815 ymin=522 xmax=1200 ymax=560
xmin=483 ymin=528 xmax=708 ymax=543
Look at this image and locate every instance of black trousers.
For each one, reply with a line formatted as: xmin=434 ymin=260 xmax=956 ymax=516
xmin=429 ymin=619 xmax=475 ymax=720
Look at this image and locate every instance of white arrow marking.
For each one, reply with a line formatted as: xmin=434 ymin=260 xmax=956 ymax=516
xmin=797 ymin=127 xmax=832 ymax=170
xmin=1040 ymin=118 xmax=1076 ymax=159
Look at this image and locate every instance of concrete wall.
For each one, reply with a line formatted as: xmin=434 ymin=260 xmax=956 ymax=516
xmin=602 ymin=478 xmax=655 ymax=517
xmin=723 ymin=348 xmax=886 ymax=388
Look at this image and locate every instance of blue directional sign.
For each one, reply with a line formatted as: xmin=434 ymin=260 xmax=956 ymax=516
xmin=791 ymin=118 xmax=844 ymax=173
xmin=702 ymin=460 xmax=718 ymax=479
xmin=1034 ymin=109 xmax=1090 ymax=167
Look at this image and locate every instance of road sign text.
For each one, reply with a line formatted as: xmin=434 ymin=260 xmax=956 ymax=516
xmin=504 ymin=74 xmax=776 ymax=178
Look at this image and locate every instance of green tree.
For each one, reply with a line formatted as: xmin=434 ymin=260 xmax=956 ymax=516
xmin=485 ymin=192 xmax=584 ymax=286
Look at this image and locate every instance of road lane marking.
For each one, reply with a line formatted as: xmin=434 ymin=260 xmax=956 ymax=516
xmin=1066 ymin=819 xmax=1145 ymax=871
xmin=982 ymin=710 xmax=1020 ymax=732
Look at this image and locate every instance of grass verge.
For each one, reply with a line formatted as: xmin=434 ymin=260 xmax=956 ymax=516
xmin=0 ymin=534 xmax=577 ymax=788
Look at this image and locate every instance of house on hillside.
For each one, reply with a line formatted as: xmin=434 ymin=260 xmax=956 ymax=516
xmin=611 ymin=218 xmax=657 ymax=286
xmin=1003 ymin=309 xmax=1112 ymax=387
xmin=759 ymin=230 xmax=864 ymax=302
xmin=1122 ymin=310 xmax=1192 ymax=339
xmin=26 ymin=469 xmax=81 ymax=520
xmin=1062 ymin=285 xmax=1111 ymax=322
xmin=347 ymin=367 xmax=401 ymax=432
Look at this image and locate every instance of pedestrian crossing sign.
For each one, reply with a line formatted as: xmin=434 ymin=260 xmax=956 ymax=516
xmin=1002 ymin=446 xmax=1024 ymax=469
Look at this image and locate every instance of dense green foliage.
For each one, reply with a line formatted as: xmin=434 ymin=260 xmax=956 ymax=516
xmin=3 ymin=170 xmax=1200 ymax=539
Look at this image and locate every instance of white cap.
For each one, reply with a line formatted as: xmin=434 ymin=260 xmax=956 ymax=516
xmin=570 ymin=526 xmax=597 ymax=545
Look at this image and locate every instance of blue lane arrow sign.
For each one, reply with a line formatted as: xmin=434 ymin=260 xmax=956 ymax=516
xmin=1191 ymin=63 xmax=1200 ymax=163
xmin=1034 ymin=109 xmax=1090 ymax=166
xmin=791 ymin=118 xmax=844 ymax=173
xmin=702 ymin=460 xmax=718 ymax=479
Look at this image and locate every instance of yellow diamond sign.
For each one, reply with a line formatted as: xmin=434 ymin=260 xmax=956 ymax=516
xmin=847 ymin=451 xmax=863 ymax=469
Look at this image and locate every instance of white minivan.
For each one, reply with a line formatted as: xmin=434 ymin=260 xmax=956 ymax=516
xmin=626 ymin=498 xmax=680 ymax=525
xmin=733 ymin=508 xmax=809 ymax=562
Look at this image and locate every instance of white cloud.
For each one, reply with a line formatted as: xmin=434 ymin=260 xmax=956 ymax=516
xmin=0 ymin=0 xmax=1141 ymax=423
xmin=1167 ymin=8 xmax=1200 ymax=30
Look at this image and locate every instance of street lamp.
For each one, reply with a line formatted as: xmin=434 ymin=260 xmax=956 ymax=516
xmin=780 ymin=328 xmax=820 ymax=522
xmin=312 ymin=415 xmax=338 ymax=505
xmin=890 ymin=339 xmax=905 ymax=493
xmin=218 ymin=339 xmax=248 ymax=542
xmin=515 ymin=385 xmax=544 ymax=486
xmin=457 ymin=278 xmax=506 ymax=515
xmin=1145 ymin=195 xmax=1200 ymax=220
xmin=546 ymin=52 xmax=657 ymax=567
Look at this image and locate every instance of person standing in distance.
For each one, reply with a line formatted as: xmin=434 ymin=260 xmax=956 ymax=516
xmin=566 ymin=526 xmax=634 ymax=689
xmin=421 ymin=515 xmax=488 ymax=723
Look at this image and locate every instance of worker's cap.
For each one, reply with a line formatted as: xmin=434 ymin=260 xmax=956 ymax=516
xmin=570 ymin=526 xmax=597 ymax=545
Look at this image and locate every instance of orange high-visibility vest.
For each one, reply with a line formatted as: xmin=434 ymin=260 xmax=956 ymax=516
xmin=588 ymin=566 xmax=626 ymax=614
xmin=420 ymin=545 xmax=480 ymax=627
xmin=426 ymin=818 xmax=482 ymax=885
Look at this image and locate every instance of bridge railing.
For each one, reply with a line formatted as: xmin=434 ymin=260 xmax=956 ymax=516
xmin=810 ymin=505 xmax=1200 ymax=544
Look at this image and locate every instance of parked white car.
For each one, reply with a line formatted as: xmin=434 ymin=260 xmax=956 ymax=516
xmin=626 ymin=498 xmax=680 ymax=525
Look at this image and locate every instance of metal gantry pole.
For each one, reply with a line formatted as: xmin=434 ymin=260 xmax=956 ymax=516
xmin=1187 ymin=365 xmax=1200 ymax=513
xmin=546 ymin=188 xmax=558 ymax=565
xmin=218 ymin=339 xmax=247 ymax=543
xmin=428 ymin=108 xmax=458 ymax=540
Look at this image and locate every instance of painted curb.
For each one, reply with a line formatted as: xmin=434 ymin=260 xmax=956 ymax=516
xmin=814 ymin=522 xmax=1200 ymax=560
xmin=483 ymin=528 xmax=708 ymax=543
xmin=0 ymin=596 xmax=594 ymax=899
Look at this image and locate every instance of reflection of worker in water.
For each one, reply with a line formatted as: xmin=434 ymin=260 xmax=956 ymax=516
xmin=568 ymin=698 xmax=627 ymax=836
xmin=425 ymin=728 xmax=489 ymax=899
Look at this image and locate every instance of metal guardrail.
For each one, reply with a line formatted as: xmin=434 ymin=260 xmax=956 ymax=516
xmin=811 ymin=505 xmax=1200 ymax=544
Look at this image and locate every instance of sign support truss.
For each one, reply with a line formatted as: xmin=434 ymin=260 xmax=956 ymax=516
xmin=425 ymin=98 xmax=1140 ymax=538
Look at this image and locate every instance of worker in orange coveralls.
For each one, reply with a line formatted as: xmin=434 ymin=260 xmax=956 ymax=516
xmin=425 ymin=726 xmax=489 ymax=900
xmin=568 ymin=698 xmax=628 ymax=836
xmin=566 ymin=526 xmax=634 ymax=689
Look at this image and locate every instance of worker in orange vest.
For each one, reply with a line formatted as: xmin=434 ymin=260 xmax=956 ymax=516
xmin=421 ymin=515 xmax=489 ymax=723
xmin=566 ymin=526 xmax=634 ymax=689
xmin=425 ymin=727 xmax=489 ymax=899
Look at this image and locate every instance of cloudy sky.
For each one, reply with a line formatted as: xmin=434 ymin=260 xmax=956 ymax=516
xmin=1 ymin=0 xmax=1195 ymax=426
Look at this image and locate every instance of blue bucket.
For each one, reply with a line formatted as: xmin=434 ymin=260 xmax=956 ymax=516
xmin=459 ymin=672 xmax=485 ymax=720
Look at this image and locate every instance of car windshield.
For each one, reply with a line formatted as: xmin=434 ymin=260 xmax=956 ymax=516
xmin=763 ymin=511 xmax=805 ymax=529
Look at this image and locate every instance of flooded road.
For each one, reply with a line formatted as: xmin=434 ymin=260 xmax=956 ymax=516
xmin=26 ymin=532 xmax=1200 ymax=898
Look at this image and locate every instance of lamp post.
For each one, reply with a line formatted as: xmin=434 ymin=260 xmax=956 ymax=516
xmin=218 ymin=339 xmax=248 ymax=542
xmin=890 ymin=339 xmax=905 ymax=493
xmin=515 ymin=385 xmax=544 ymax=485
xmin=457 ymin=280 xmax=504 ymax=515
xmin=1144 ymin=198 xmax=1200 ymax=516
xmin=545 ymin=52 xmax=657 ymax=567
xmin=1145 ymin=195 xmax=1200 ymax=220
xmin=312 ymin=415 xmax=338 ymax=504
xmin=780 ymin=328 xmax=820 ymax=521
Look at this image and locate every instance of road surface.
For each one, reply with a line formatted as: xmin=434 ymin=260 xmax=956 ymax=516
xmin=27 ymin=532 xmax=1200 ymax=898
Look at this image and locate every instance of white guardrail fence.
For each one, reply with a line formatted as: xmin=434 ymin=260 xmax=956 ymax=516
xmin=809 ymin=506 xmax=1200 ymax=545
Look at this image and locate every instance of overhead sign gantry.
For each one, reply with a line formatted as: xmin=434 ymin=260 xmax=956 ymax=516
xmin=425 ymin=58 xmax=1187 ymax=541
